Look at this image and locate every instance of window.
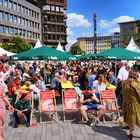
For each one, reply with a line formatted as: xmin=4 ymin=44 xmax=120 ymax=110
xmin=14 ymin=15 xmax=17 ymax=23
xmin=19 ymin=29 xmax=22 ymax=36
xmin=29 ymin=20 xmax=31 ymax=27
xmin=60 ymin=7 xmax=64 ymax=13
xmin=27 ymin=31 xmax=29 ymax=37
xmin=18 ymin=17 xmax=21 ymax=24
xmin=4 ymin=0 xmax=8 ymax=7
xmin=29 ymin=9 xmax=31 ymax=16
xmin=22 ymin=18 xmax=25 ymax=25
xmin=0 ymin=11 xmax=3 ymax=19
xmin=44 ymin=25 xmax=47 ymax=32
xmin=4 ymin=12 xmax=8 ymax=20
xmin=10 ymin=14 xmax=13 ymax=22
xmin=23 ymin=30 xmax=25 ymax=36
xmin=9 ymin=27 xmax=14 ymax=34
xmin=43 ymin=5 xmax=50 ymax=11
xmin=13 ymin=3 xmax=17 ymax=11
xmin=56 ymin=6 xmax=59 ymax=12
xmin=22 ymin=6 xmax=24 ymax=14
xmin=25 ymin=8 xmax=28 ymax=15
xmin=51 ymin=6 xmax=55 ymax=11
xmin=0 ymin=25 xmax=4 ymax=33
xmin=5 ymin=26 xmax=9 ymax=34
xmin=25 ymin=19 xmax=28 ymax=26
xmin=9 ymin=1 xmax=13 ymax=9
xmin=44 ymin=15 xmax=47 ymax=22
xmin=18 ymin=4 xmax=21 ymax=12
xmin=14 ymin=28 xmax=18 ymax=35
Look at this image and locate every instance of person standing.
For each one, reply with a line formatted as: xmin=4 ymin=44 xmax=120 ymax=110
xmin=122 ymin=71 xmax=140 ymax=139
xmin=115 ymin=61 xmax=128 ymax=108
xmin=0 ymin=82 xmax=14 ymax=140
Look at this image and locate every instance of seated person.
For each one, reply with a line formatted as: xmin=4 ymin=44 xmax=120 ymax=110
xmin=80 ymin=88 xmax=105 ymax=127
xmin=8 ymin=76 xmax=21 ymax=106
xmin=50 ymin=73 xmax=62 ymax=94
xmin=13 ymin=93 xmax=31 ymax=128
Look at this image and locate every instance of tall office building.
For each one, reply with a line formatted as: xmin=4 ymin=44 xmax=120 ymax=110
xmin=0 ymin=0 xmax=41 ymax=45
xmin=37 ymin=0 xmax=67 ymax=48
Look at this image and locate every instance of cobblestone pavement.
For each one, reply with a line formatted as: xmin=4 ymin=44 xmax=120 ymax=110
xmin=4 ymin=111 xmax=140 ymax=140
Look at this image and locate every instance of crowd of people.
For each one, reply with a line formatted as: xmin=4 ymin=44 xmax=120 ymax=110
xmin=0 ymin=60 xmax=140 ymax=140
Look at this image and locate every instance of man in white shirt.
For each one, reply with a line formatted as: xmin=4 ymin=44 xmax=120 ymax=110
xmin=116 ymin=61 xmax=128 ymax=108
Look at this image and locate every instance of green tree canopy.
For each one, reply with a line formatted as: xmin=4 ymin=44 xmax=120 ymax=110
xmin=1 ymin=36 xmax=32 ymax=53
xmin=70 ymin=46 xmax=82 ymax=55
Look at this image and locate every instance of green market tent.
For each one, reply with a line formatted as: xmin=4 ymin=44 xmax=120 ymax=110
xmin=79 ymin=47 xmax=140 ymax=60
xmin=10 ymin=46 xmax=77 ymax=61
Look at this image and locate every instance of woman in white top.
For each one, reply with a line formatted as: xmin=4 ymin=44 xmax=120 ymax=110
xmin=94 ymin=74 xmax=106 ymax=98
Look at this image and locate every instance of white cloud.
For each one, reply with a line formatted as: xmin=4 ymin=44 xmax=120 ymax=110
xmin=113 ymin=16 xmax=135 ymax=23
xmin=99 ymin=15 xmax=135 ymax=29
xmin=99 ymin=20 xmax=113 ymax=29
xmin=109 ymin=27 xmax=120 ymax=33
xmin=67 ymin=28 xmax=73 ymax=35
xmin=67 ymin=13 xmax=91 ymax=28
xmin=99 ymin=15 xmax=135 ymax=34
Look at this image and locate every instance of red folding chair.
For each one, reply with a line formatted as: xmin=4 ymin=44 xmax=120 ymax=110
xmin=39 ymin=90 xmax=58 ymax=123
xmin=62 ymin=89 xmax=80 ymax=122
xmin=81 ymin=90 xmax=99 ymax=122
xmin=100 ymin=90 xmax=120 ymax=122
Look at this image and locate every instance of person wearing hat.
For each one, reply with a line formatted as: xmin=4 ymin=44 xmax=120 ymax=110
xmin=13 ymin=93 xmax=31 ymax=128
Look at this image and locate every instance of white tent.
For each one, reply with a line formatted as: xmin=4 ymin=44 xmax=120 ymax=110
xmin=33 ymin=39 xmax=42 ymax=49
xmin=126 ymin=37 xmax=140 ymax=53
xmin=56 ymin=41 xmax=65 ymax=52
xmin=0 ymin=47 xmax=15 ymax=56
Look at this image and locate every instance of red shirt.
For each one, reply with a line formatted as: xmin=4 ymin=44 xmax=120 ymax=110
xmin=8 ymin=81 xmax=19 ymax=95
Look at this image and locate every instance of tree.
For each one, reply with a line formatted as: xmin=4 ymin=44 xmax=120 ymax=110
xmin=1 ymin=36 xmax=32 ymax=53
xmin=70 ymin=46 xmax=82 ymax=55
xmin=135 ymin=21 xmax=140 ymax=47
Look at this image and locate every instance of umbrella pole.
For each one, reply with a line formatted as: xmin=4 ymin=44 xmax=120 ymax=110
xmin=44 ymin=60 xmax=46 ymax=84
xmin=115 ymin=61 xmax=117 ymax=77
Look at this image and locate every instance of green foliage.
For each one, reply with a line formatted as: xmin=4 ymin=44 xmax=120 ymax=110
xmin=70 ymin=46 xmax=82 ymax=55
xmin=136 ymin=21 xmax=140 ymax=46
xmin=1 ymin=36 xmax=32 ymax=53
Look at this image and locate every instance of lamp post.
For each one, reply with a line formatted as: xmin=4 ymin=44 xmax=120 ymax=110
xmin=93 ymin=13 xmax=97 ymax=54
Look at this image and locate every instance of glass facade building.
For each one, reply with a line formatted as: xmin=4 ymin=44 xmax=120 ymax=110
xmin=0 ymin=0 xmax=41 ymax=44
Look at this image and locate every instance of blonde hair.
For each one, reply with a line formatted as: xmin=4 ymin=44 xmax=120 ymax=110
xmin=98 ymin=74 xmax=106 ymax=84
xmin=128 ymin=70 xmax=139 ymax=83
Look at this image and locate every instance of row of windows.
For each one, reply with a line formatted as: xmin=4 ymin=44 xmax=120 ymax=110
xmin=43 ymin=5 xmax=66 ymax=14
xmin=0 ymin=0 xmax=39 ymax=19
xmin=0 ymin=24 xmax=40 ymax=39
xmin=43 ymin=24 xmax=66 ymax=33
xmin=0 ymin=11 xmax=40 ymax=30
xmin=43 ymin=34 xmax=66 ymax=41
xmin=86 ymin=44 xmax=111 ymax=49
xmin=44 ymin=15 xmax=64 ymax=23
xmin=123 ymin=27 xmax=134 ymax=33
xmin=86 ymin=41 xmax=111 ymax=44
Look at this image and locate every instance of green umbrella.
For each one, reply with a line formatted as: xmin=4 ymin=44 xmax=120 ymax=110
xmin=81 ymin=47 xmax=140 ymax=60
xmin=96 ymin=47 xmax=140 ymax=60
xmin=10 ymin=46 xmax=77 ymax=61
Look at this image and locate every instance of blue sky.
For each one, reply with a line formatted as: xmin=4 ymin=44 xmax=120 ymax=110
xmin=66 ymin=0 xmax=140 ymax=50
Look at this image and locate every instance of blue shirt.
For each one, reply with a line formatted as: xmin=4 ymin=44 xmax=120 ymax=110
xmin=109 ymin=76 xmax=117 ymax=86
xmin=88 ymin=74 xmax=95 ymax=88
